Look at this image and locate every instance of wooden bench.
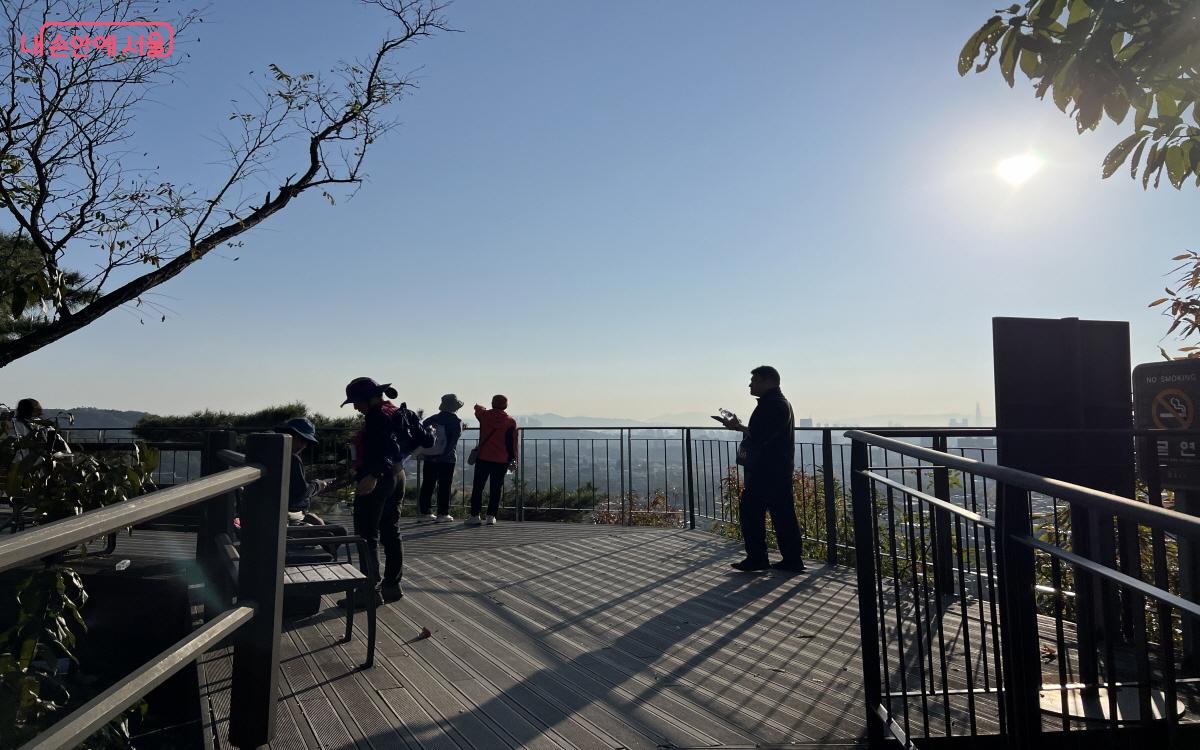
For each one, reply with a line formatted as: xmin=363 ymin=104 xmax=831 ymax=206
xmin=216 ymin=531 xmax=377 ymax=668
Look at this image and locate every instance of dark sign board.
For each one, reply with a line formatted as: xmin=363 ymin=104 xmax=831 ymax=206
xmin=1133 ymin=360 xmax=1200 ymax=490
xmin=993 ymin=317 xmax=1134 ymax=495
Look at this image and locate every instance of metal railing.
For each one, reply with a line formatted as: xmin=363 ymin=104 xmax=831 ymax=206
xmin=59 ymin=424 xmax=998 ymax=565
xmin=848 ymin=429 xmax=1200 ymax=749
xmin=2 ymin=432 xmax=292 ymax=750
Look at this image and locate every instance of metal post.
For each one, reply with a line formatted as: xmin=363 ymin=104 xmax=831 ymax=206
xmin=199 ymin=430 xmax=237 ymax=621
xmin=516 ymin=429 xmax=525 ymax=522
xmin=995 ymin=482 xmax=1042 ymax=746
xmin=229 ymin=432 xmax=289 ymax=749
xmin=931 ymin=435 xmax=955 ymax=597
xmin=1180 ymin=489 xmax=1200 ymax=673
xmin=822 ymin=429 xmax=838 ymax=566
xmin=849 ymin=439 xmax=884 ymax=747
xmin=619 ymin=428 xmax=627 ymax=526
xmin=685 ymin=428 xmax=696 ymax=530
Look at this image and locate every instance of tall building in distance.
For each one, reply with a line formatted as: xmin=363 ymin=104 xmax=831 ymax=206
xmin=975 ymin=402 xmax=983 ymax=427
xmin=797 ymin=418 xmax=814 ymax=428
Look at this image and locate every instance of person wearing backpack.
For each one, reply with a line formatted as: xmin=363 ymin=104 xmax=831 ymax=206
xmin=341 ymin=377 xmax=402 ymax=605
xmin=417 ymin=394 xmax=464 ymax=522
xmin=380 ymin=395 xmax=435 ymax=515
xmin=466 ymin=395 xmax=518 ymax=526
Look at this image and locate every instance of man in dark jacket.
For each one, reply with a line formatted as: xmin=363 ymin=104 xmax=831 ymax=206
xmin=717 ymin=365 xmax=805 ymax=573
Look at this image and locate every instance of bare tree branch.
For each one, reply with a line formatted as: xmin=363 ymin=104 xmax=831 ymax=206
xmin=0 ymin=0 xmax=451 ymax=364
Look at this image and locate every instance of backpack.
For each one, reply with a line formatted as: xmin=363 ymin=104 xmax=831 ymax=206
xmin=411 ymin=423 xmax=448 ymax=460
xmin=389 ymin=402 xmax=435 ymax=454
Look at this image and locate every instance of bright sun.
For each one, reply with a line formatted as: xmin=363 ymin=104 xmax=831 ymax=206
xmin=995 ymin=153 xmax=1044 ymax=186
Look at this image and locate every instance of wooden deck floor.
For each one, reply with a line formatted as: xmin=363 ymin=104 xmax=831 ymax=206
xmin=196 ymin=521 xmax=868 ymax=750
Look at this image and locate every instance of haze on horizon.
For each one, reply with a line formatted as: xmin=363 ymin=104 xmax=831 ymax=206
xmin=2 ymin=2 xmax=1188 ymax=423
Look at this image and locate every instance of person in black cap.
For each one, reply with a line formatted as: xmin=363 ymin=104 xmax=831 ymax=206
xmin=274 ymin=417 xmax=332 ymax=524
xmin=342 ymin=377 xmax=403 ymax=604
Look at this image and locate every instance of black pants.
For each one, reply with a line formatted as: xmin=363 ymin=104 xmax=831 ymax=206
xmin=353 ymin=470 xmax=403 ymax=587
xmin=469 ymin=460 xmax=507 ymax=517
xmin=418 ymin=461 xmax=454 ymax=516
xmin=739 ymin=472 xmax=803 ymax=566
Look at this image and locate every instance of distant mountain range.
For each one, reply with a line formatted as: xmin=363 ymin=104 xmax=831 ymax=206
xmin=42 ymin=406 xmax=148 ymax=430
xmin=517 ymin=412 xmax=717 ymax=428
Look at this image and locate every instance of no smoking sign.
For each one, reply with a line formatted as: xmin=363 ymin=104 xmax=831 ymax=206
xmin=1134 ymin=361 xmax=1200 ymax=489
xmin=1151 ymin=388 xmax=1195 ymax=430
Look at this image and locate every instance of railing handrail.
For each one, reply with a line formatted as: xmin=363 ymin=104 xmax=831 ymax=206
xmin=18 ymin=605 xmax=256 ymax=750
xmin=218 ymin=448 xmax=245 ymax=466
xmin=0 ymin=464 xmax=260 ymax=574
xmin=862 ymin=470 xmax=994 ymax=527
xmin=6 ymin=430 xmax=290 ymax=750
xmin=845 ymin=429 xmax=1200 ymax=539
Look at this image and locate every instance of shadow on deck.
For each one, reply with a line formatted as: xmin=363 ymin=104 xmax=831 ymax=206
xmin=193 ymin=521 xmax=867 ymax=749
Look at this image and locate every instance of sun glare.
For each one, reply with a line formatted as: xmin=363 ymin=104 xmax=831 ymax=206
xmin=995 ymin=153 xmax=1044 ymax=186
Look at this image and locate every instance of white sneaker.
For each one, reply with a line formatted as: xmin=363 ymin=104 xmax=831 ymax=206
xmin=485 ymin=515 xmax=497 ymax=526
xmin=436 ymin=514 xmax=453 ymax=523
xmin=464 ymin=515 xmax=482 ymax=526
xmin=422 ymin=513 xmax=436 ymax=521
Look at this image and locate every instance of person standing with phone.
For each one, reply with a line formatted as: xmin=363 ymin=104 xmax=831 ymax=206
xmin=715 ymin=366 xmax=805 ymax=573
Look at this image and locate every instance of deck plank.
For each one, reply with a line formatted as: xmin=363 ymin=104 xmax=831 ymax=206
xmin=191 ymin=522 xmax=874 ymax=749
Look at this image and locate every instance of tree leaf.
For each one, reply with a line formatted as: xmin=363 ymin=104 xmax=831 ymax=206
xmin=1166 ymin=144 xmax=1188 ymax=188
xmin=999 ymin=28 xmax=1020 ymax=87
xmin=958 ymin=16 xmax=1005 ymax=75
xmin=1051 ymin=57 xmax=1074 ymax=112
xmin=1030 ymin=0 xmax=1067 ymax=27
xmin=1158 ymin=92 xmax=1180 ymax=118
xmin=1067 ymin=0 xmax=1092 ymax=27
xmin=1019 ymin=48 xmax=1040 ymax=79
xmin=1104 ymin=92 xmax=1130 ymax=124
xmin=1130 ymin=137 xmax=1147 ymax=178
xmin=1103 ymin=131 xmax=1145 ymax=178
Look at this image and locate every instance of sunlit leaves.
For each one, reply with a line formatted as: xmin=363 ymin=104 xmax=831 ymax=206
xmin=1103 ymin=131 xmax=1147 ymax=178
xmin=960 ymin=0 xmax=1200 ymax=187
xmin=962 ymin=2 xmax=1200 ymax=358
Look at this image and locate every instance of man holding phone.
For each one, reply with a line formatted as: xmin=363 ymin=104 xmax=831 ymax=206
xmin=714 ymin=365 xmax=805 ymax=573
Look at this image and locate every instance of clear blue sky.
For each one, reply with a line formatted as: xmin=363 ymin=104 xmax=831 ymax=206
xmin=3 ymin=1 xmax=1193 ymax=423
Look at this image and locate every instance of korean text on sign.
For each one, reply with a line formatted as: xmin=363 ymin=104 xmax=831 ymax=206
xmin=19 ymin=22 xmax=175 ymax=59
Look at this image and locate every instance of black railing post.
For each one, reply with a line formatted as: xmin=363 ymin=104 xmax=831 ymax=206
xmin=1181 ymin=488 xmax=1200 ymax=673
xmin=685 ymin=428 xmax=696 ymax=530
xmin=229 ymin=432 xmax=289 ymax=749
xmin=516 ymin=428 xmax=525 ymax=522
xmin=620 ymin=428 xmax=628 ymax=526
xmin=931 ymin=435 xmax=955 ymax=596
xmin=822 ymin=429 xmax=838 ymax=565
xmin=849 ymin=438 xmax=885 ymax=747
xmin=995 ymin=482 xmax=1042 ymax=746
xmin=198 ymin=430 xmax=237 ymax=621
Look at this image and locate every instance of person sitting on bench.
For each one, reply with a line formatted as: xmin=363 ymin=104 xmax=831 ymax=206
xmin=274 ymin=418 xmax=333 ymax=525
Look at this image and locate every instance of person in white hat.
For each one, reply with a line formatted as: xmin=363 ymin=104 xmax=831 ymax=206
xmin=417 ymin=394 xmax=465 ymax=522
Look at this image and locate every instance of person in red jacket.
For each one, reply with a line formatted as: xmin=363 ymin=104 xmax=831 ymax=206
xmin=466 ymin=394 xmax=518 ymax=526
